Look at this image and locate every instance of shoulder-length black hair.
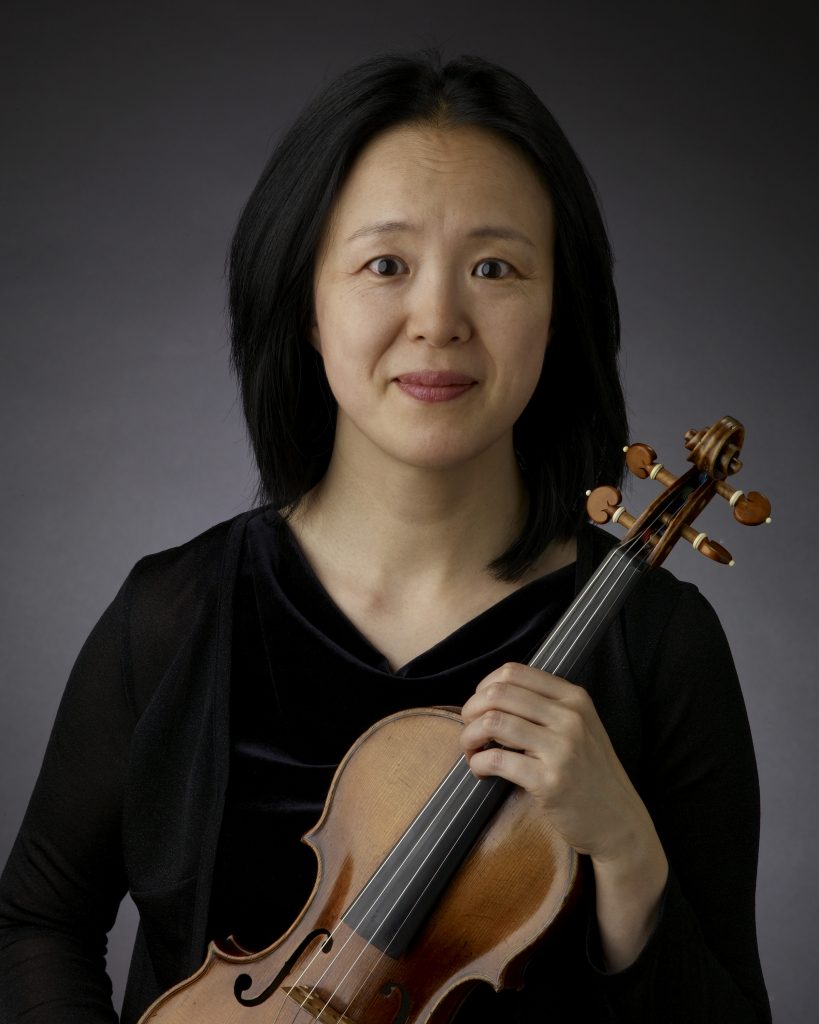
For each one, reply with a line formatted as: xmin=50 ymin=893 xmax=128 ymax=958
xmin=228 ymin=48 xmax=627 ymax=581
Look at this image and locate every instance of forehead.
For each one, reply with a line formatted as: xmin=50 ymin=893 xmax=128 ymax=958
xmin=323 ymin=123 xmax=553 ymax=243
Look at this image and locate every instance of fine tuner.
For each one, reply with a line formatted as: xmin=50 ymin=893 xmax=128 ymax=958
xmin=586 ymin=415 xmax=772 ymax=569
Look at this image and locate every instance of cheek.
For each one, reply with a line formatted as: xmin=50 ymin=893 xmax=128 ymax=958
xmin=319 ymin=335 xmax=382 ymax=412
xmin=317 ymin=293 xmax=396 ymax=391
xmin=505 ymin=330 xmax=549 ymax=409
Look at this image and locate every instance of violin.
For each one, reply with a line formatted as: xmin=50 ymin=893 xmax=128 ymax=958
xmin=137 ymin=415 xmax=771 ymax=1024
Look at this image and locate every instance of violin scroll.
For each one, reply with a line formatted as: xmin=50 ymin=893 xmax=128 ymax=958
xmin=586 ymin=416 xmax=772 ymax=570
xmin=683 ymin=417 xmax=745 ymax=480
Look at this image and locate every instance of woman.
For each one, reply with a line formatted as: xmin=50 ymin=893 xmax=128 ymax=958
xmin=0 ymin=50 xmax=770 ymax=1023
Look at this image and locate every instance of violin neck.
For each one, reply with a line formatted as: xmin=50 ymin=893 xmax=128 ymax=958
xmin=528 ymin=544 xmax=647 ymax=677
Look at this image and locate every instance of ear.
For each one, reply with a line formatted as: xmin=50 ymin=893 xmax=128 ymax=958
xmin=309 ymin=321 xmax=321 ymax=353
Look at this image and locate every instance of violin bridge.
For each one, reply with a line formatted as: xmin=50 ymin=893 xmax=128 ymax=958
xmin=283 ymin=985 xmax=357 ymax=1024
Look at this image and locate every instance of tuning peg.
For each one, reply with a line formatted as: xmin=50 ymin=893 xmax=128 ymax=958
xmin=716 ymin=485 xmax=772 ymax=526
xmin=624 ymin=443 xmax=677 ymax=487
xmin=585 ymin=486 xmax=634 ymax=526
xmin=685 ymin=530 xmax=734 ymax=565
xmin=624 ymin=442 xmax=772 ymax=528
xmin=587 ymin=484 xmax=735 ymax=565
xmin=624 ymin=443 xmax=657 ymax=479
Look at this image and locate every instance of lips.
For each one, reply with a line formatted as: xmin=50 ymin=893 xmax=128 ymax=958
xmin=394 ymin=371 xmax=477 ymax=403
xmin=396 ymin=371 xmax=477 ymax=387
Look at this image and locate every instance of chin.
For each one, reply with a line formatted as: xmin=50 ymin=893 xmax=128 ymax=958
xmin=385 ymin=436 xmax=503 ymax=474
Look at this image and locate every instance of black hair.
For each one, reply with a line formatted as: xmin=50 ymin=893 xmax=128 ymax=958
xmin=228 ymin=48 xmax=627 ymax=581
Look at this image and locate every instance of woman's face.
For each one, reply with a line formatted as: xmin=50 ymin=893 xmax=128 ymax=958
xmin=311 ymin=123 xmax=555 ymax=473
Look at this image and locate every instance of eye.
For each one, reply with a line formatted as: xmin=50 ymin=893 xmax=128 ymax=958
xmin=474 ymin=259 xmax=514 ymax=280
xmin=365 ymin=256 xmax=516 ymax=279
xmin=367 ymin=256 xmax=406 ymax=277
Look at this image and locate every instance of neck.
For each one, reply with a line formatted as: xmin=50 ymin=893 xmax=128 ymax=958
xmin=290 ymin=429 xmax=534 ymax=593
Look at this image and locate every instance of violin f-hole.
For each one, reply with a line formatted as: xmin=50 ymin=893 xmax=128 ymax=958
xmin=234 ymin=927 xmax=333 ymax=1007
xmin=380 ymin=980 xmax=411 ymax=1024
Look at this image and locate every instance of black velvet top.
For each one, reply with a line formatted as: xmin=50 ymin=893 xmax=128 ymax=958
xmin=207 ymin=509 xmax=575 ymax=952
xmin=0 ymin=508 xmax=771 ymax=1023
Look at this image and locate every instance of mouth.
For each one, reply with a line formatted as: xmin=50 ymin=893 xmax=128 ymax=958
xmin=394 ymin=371 xmax=477 ymax=403
xmin=396 ymin=371 xmax=477 ymax=386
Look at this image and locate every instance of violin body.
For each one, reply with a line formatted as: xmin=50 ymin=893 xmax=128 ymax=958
xmin=138 ymin=708 xmax=578 ymax=1023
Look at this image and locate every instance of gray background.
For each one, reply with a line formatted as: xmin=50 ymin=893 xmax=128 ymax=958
xmin=2 ymin=1 xmax=817 ymax=1019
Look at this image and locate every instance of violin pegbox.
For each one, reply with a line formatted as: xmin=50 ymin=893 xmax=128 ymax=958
xmin=586 ymin=416 xmax=772 ymax=570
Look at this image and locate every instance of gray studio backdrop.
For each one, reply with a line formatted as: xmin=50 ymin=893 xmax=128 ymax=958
xmin=2 ymin=2 xmax=817 ymax=1020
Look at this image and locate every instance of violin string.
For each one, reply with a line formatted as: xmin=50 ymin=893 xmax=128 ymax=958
xmin=281 ymin=525 xmax=659 ymax=1022
xmin=545 ymin=490 xmax=678 ymax=668
xmin=318 ymin=778 xmax=504 ymax=1024
xmin=268 ymin=760 xmax=473 ymax=1024
xmin=283 ymin=536 xmax=652 ymax=1019
xmin=312 ymin=525 xmax=664 ymax=1019
xmin=324 ymin=541 xmax=647 ymax=1022
xmin=268 ymin=758 xmax=479 ymax=1024
xmin=530 ymin=546 xmax=626 ymax=669
xmin=526 ymin=494 xmax=666 ymax=675
xmin=529 ymin=546 xmax=644 ymax=676
xmin=321 ymin=548 xmax=638 ymax=1011
xmin=530 ymin=512 xmax=665 ymax=677
xmin=284 ymin=770 xmax=485 ymax=1024
xmin=276 ymin=517 xmax=661 ymax=1022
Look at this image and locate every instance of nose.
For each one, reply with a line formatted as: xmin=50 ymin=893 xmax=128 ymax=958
xmin=405 ymin=267 xmax=472 ymax=348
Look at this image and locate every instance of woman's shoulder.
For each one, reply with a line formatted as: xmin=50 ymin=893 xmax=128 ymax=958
xmin=128 ymin=507 xmax=265 ymax=589
xmin=112 ymin=507 xmax=269 ymax=716
xmin=121 ymin=507 xmax=265 ymax=642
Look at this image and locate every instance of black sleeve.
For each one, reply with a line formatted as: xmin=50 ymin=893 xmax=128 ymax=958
xmin=0 ymin=577 xmax=136 ymax=1023
xmin=588 ymin=584 xmax=771 ymax=1022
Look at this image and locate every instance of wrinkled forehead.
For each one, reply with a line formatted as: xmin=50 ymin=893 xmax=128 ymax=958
xmin=316 ymin=123 xmax=554 ymax=257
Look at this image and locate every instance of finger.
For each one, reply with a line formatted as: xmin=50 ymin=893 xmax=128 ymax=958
xmin=460 ymin=707 xmax=557 ymax=758
xmin=466 ymin=743 xmax=548 ymax=794
xmin=461 ymin=677 xmax=583 ymax=734
xmin=464 ymin=671 xmax=593 ymax=737
xmin=474 ymin=661 xmax=586 ymax=703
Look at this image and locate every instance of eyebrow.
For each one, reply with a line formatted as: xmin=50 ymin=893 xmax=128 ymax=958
xmin=344 ymin=220 xmax=536 ymax=249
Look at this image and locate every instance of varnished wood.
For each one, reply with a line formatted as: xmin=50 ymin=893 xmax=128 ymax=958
xmin=625 ymin=435 xmax=770 ymax=528
xmin=584 ymin=486 xmax=733 ymax=564
xmin=684 ymin=416 xmax=745 ymax=480
xmin=616 ymin=418 xmax=771 ymax=567
xmin=585 ymin=485 xmax=622 ymax=524
xmin=137 ymin=710 xmax=578 ymax=1023
xmin=726 ymin=490 xmax=771 ymax=526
